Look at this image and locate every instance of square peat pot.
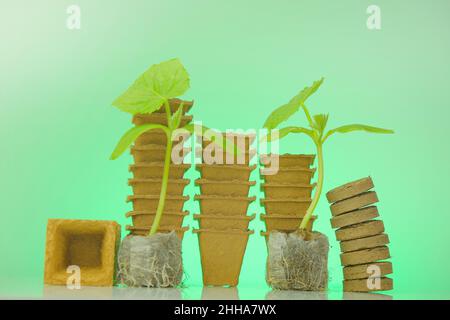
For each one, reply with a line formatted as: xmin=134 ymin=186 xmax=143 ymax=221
xmin=44 ymin=219 xmax=121 ymax=287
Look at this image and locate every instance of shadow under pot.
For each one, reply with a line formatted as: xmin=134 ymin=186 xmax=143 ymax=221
xmin=126 ymin=211 xmax=189 ymax=229
xmin=261 ymin=167 xmax=316 ymax=184
xmin=196 ymin=164 xmax=256 ymax=181
xmin=127 ymin=195 xmax=189 ymax=212
xmin=195 ymin=195 xmax=256 ymax=216
xmin=195 ymin=179 xmax=256 ymax=197
xmin=193 ymin=214 xmax=255 ymax=230
xmin=128 ymin=178 xmax=190 ymax=196
xmin=129 ymin=163 xmax=190 ymax=179
xmin=261 ymin=183 xmax=315 ymax=199
xmin=260 ymin=198 xmax=312 ymax=216
xmin=131 ymin=144 xmax=191 ymax=163
xmin=193 ymin=229 xmax=253 ymax=287
xmin=260 ymin=214 xmax=316 ymax=233
xmin=132 ymin=113 xmax=193 ymax=127
xmin=260 ymin=154 xmax=315 ymax=168
xmin=125 ymin=226 xmax=189 ymax=240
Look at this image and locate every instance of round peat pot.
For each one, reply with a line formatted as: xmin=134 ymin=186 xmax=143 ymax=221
xmin=127 ymin=195 xmax=189 ymax=212
xmin=126 ymin=226 xmax=189 ymax=240
xmin=340 ymin=246 xmax=390 ymax=266
xmin=326 ymin=176 xmax=374 ymax=204
xmin=193 ymin=229 xmax=253 ymax=287
xmin=131 ymin=144 xmax=191 ymax=163
xmin=193 ymin=214 xmax=255 ymax=230
xmin=201 ymin=148 xmax=256 ymax=166
xmin=199 ymin=133 xmax=256 ymax=151
xmin=343 ymin=261 xmax=393 ymax=281
xmin=195 ymin=179 xmax=256 ymax=197
xmin=330 ymin=206 xmax=379 ymax=229
xmin=135 ymin=130 xmax=191 ymax=147
xmin=132 ymin=113 xmax=193 ymax=126
xmin=125 ymin=211 xmax=189 ymax=229
xmin=260 ymin=167 xmax=316 ymax=184
xmin=340 ymin=233 xmax=390 ymax=253
xmin=196 ymin=164 xmax=256 ymax=181
xmin=261 ymin=183 xmax=315 ymax=199
xmin=128 ymin=178 xmax=190 ymax=196
xmin=330 ymin=191 xmax=379 ymax=216
xmin=194 ymin=195 xmax=256 ymax=216
xmin=153 ymin=98 xmax=194 ymax=114
xmin=260 ymin=198 xmax=312 ymax=216
xmin=129 ymin=163 xmax=190 ymax=179
xmin=335 ymin=220 xmax=385 ymax=242
xmin=343 ymin=277 xmax=393 ymax=293
xmin=260 ymin=154 xmax=315 ymax=168
xmin=260 ymin=214 xmax=316 ymax=232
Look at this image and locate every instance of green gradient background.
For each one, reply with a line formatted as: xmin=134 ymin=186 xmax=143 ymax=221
xmin=1 ymin=0 xmax=450 ymax=299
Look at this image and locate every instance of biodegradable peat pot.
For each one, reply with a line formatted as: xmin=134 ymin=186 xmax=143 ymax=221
xmin=128 ymin=178 xmax=189 ymax=196
xmin=196 ymin=164 xmax=256 ymax=181
xmin=195 ymin=179 xmax=256 ymax=197
xmin=266 ymin=231 xmax=329 ymax=291
xmin=335 ymin=220 xmax=385 ymax=241
xmin=343 ymin=261 xmax=393 ymax=280
xmin=132 ymin=113 xmax=193 ymax=126
xmin=194 ymin=214 xmax=255 ymax=230
xmin=340 ymin=234 xmax=390 ymax=253
xmin=131 ymin=144 xmax=191 ymax=163
xmin=330 ymin=191 xmax=379 ymax=216
xmin=261 ymin=214 xmax=316 ymax=232
xmin=126 ymin=226 xmax=189 ymax=240
xmin=199 ymin=133 xmax=256 ymax=150
xmin=201 ymin=148 xmax=256 ymax=166
xmin=135 ymin=130 xmax=190 ymax=147
xmin=127 ymin=195 xmax=189 ymax=212
xmin=117 ymin=232 xmax=182 ymax=287
xmin=193 ymin=229 xmax=253 ymax=287
xmin=326 ymin=176 xmax=374 ymax=204
xmin=130 ymin=163 xmax=190 ymax=179
xmin=260 ymin=154 xmax=315 ymax=168
xmin=153 ymin=98 xmax=194 ymax=114
xmin=330 ymin=206 xmax=379 ymax=229
xmin=261 ymin=167 xmax=316 ymax=184
xmin=194 ymin=195 xmax=256 ymax=216
xmin=260 ymin=198 xmax=312 ymax=216
xmin=343 ymin=277 xmax=393 ymax=292
xmin=126 ymin=211 xmax=189 ymax=229
xmin=261 ymin=183 xmax=315 ymax=199
xmin=340 ymin=246 xmax=390 ymax=266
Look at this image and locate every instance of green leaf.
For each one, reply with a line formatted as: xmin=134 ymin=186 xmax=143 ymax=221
xmin=312 ymin=114 xmax=329 ymax=133
xmin=265 ymin=126 xmax=315 ymax=142
xmin=112 ymin=58 xmax=190 ymax=115
xmin=171 ymin=103 xmax=184 ymax=129
xmin=110 ymin=124 xmax=169 ymax=160
xmin=263 ymin=78 xmax=324 ymax=130
xmin=323 ymin=124 xmax=394 ymax=142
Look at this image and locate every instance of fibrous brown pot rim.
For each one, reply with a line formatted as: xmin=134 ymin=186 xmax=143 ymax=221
xmin=128 ymin=178 xmax=190 ymax=185
xmin=129 ymin=162 xmax=191 ymax=170
xmin=193 ymin=213 xmax=256 ymax=221
xmin=127 ymin=195 xmax=189 ymax=202
xmin=195 ymin=195 xmax=256 ymax=202
xmin=260 ymin=214 xmax=317 ymax=221
xmin=260 ymin=198 xmax=312 ymax=204
xmin=125 ymin=210 xmax=189 ymax=218
xmin=260 ymin=167 xmax=316 ymax=173
xmin=131 ymin=144 xmax=191 ymax=151
xmin=338 ymin=219 xmax=382 ymax=231
xmin=195 ymin=179 xmax=256 ymax=186
xmin=126 ymin=225 xmax=190 ymax=232
xmin=261 ymin=182 xmax=316 ymax=188
xmin=196 ymin=164 xmax=257 ymax=171
xmin=133 ymin=113 xmax=194 ymax=121
xmin=193 ymin=228 xmax=254 ymax=235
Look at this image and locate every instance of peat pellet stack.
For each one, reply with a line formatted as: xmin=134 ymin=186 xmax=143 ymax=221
xmin=125 ymin=99 xmax=193 ymax=239
xmin=259 ymin=154 xmax=317 ymax=241
xmin=193 ymin=133 xmax=256 ymax=286
xmin=326 ymin=177 xmax=393 ymax=293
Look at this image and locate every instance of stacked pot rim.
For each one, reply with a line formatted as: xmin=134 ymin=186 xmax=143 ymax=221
xmin=194 ymin=132 xmax=256 ymax=287
xmin=326 ymin=176 xmax=393 ymax=293
xmin=260 ymin=153 xmax=317 ymax=235
xmin=125 ymin=99 xmax=193 ymax=238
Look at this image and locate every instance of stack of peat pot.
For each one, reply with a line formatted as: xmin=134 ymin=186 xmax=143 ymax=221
xmin=125 ymin=99 xmax=193 ymax=239
xmin=193 ymin=132 xmax=257 ymax=286
xmin=259 ymin=154 xmax=317 ymax=240
xmin=326 ymin=177 xmax=393 ymax=293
